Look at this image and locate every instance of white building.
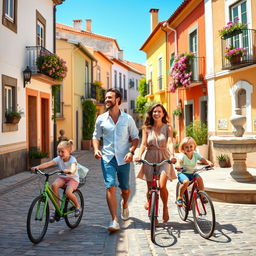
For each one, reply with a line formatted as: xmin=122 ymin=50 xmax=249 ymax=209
xmin=0 ymin=0 xmax=64 ymax=179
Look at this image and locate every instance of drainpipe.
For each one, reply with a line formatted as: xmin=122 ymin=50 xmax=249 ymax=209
xmin=162 ymin=21 xmax=180 ymax=140
xmin=53 ymin=5 xmax=57 ymax=157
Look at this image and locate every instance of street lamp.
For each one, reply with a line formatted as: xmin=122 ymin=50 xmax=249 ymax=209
xmin=23 ymin=66 xmax=32 ymax=88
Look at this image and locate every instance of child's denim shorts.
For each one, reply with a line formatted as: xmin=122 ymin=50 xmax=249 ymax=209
xmin=178 ymin=172 xmax=199 ymax=183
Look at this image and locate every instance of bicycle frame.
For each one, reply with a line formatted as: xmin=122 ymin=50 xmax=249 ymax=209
xmin=148 ymin=164 xmax=159 ymax=218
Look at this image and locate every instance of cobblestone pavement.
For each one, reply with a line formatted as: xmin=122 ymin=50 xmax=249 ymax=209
xmin=0 ymin=150 xmax=255 ymax=255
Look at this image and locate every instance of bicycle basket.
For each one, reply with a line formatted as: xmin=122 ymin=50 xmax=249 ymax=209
xmin=77 ymin=163 xmax=89 ymax=187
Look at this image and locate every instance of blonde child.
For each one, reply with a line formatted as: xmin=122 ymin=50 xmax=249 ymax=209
xmin=175 ymin=137 xmax=213 ymax=206
xmin=31 ymin=140 xmax=81 ymax=222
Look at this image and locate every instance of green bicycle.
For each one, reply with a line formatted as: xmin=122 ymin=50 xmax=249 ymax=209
xmin=26 ymin=168 xmax=84 ymax=244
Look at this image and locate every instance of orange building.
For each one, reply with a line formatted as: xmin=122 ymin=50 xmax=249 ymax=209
xmin=165 ymin=0 xmax=208 ymax=144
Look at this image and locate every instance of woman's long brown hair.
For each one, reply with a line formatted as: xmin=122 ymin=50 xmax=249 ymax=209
xmin=144 ymin=103 xmax=169 ymax=127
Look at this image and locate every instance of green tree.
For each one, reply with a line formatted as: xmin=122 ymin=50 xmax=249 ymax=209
xmin=82 ymin=100 xmax=97 ymax=140
xmin=136 ymin=78 xmax=147 ymax=114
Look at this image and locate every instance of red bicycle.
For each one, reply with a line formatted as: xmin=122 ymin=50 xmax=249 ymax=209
xmin=176 ymin=166 xmax=215 ymax=239
xmin=138 ymin=159 xmax=173 ymax=243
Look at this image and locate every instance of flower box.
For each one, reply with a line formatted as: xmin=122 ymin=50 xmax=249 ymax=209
xmin=5 ymin=116 xmax=21 ymax=124
xmin=219 ymin=19 xmax=246 ymax=39
xmin=224 ymin=45 xmax=247 ymax=64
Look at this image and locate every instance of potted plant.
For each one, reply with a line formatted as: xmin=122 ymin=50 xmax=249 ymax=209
xmin=36 ymin=53 xmax=67 ymax=81
xmin=82 ymin=99 xmax=97 ymax=150
xmin=219 ymin=19 xmax=247 ymax=39
xmin=186 ymin=120 xmax=208 ymax=159
xmin=169 ymin=52 xmax=194 ymax=93
xmin=172 ymin=107 xmax=183 ymax=119
xmin=217 ymin=154 xmax=230 ymax=168
xmin=5 ymin=106 xmax=24 ymax=124
xmin=224 ymin=45 xmax=247 ymax=65
xmin=29 ymin=149 xmax=49 ymax=167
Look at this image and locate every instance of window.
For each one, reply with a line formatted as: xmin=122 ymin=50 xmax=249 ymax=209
xmin=130 ymin=100 xmax=135 ymax=110
xmin=36 ymin=10 xmax=46 ymax=47
xmin=129 ymin=78 xmax=134 ymax=88
xmin=2 ymin=75 xmax=17 ymax=130
xmin=2 ymin=0 xmax=17 ymax=33
xmin=119 ymin=72 xmax=122 ymax=88
xmin=170 ymin=52 xmax=175 ymax=68
xmin=107 ymin=72 xmax=110 ymax=89
xmin=114 ymin=71 xmax=117 ymax=88
xmin=158 ymin=57 xmax=163 ymax=90
xmin=136 ymin=79 xmax=138 ymax=90
xmin=56 ymin=86 xmax=63 ymax=118
xmin=123 ymin=75 xmax=126 ymax=89
xmin=230 ymin=1 xmax=248 ymax=49
xmin=189 ymin=29 xmax=199 ymax=81
xmin=96 ymin=66 xmax=101 ymax=81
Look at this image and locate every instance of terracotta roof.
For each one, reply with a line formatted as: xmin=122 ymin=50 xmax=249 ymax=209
xmin=166 ymin=0 xmax=192 ymax=24
xmin=123 ymin=60 xmax=146 ymax=75
xmin=140 ymin=21 xmax=165 ymax=51
xmin=52 ymin=0 xmax=65 ymax=5
xmin=95 ymin=51 xmax=113 ymax=64
xmin=56 ymin=23 xmax=121 ymax=51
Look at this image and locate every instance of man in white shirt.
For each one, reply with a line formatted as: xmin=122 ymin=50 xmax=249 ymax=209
xmin=93 ymin=88 xmax=139 ymax=231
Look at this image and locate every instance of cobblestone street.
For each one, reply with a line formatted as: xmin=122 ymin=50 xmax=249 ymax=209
xmin=0 ymin=150 xmax=255 ymax=255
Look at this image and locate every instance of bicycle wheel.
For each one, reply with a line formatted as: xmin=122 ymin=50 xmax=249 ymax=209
xmin=192 ymin=191 xmax=215 ymax=239
xmin=27 ymin=195 xmax=49 ymax=244
xmin=176 ymin=182 xmax=189 ymax=221
xmin=64 ymin=189 xmax=84 ymax=228
xmin=149 ymin=191 xmax=157 ymax=243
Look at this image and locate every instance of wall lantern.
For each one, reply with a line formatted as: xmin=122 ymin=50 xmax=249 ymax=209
xmin=23 ymin=66 xmax=32 ymax=88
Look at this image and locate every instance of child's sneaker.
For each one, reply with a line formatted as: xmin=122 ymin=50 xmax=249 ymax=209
xmin=176 ymin=197 xmax=183 ymax=207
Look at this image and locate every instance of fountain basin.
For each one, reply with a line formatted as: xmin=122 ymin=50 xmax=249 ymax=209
xmin=210 ymin=135 xmax=256 ymax=153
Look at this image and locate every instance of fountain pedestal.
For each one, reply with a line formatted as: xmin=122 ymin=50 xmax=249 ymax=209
xmin=230 ymin=153 xmax=254 ymax=182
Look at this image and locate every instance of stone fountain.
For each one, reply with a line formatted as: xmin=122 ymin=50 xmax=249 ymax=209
xmin=204 ymin=108 xmax=256 ymax=203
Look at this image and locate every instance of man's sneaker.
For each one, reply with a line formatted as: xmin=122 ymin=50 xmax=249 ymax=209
xmin=120 ymin=200 xmax=129 ymax=221
xmin=176 ymin=197 xmax=183 ymax=207
xmin=107 ymin=220 xmax=120 ymax=232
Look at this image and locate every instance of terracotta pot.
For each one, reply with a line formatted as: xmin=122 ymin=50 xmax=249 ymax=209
xmin=229 ymin=55 xmax=241 ymax=65
xmin=81 ymin=140 xmax=92 ymax=150
xmin=219 ymin=160 xmax=228 ymax=168
xmin=6 ymin=116 xmax=21 ymax=124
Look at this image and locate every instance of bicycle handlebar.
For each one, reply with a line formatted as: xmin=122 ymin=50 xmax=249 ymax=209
xmin=34 ymin=168 xmax=64 ymax=176
xmin=138 ymin=159 xmax=173 ymax=166
xmin=177 ymin=165 xmax=213 ymax=173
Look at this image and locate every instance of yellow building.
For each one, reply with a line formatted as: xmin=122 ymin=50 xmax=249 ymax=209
xmin=140 ymin=9 xmax=169 ymax=110
xmin=205 ymin=0 xmax=256 ymax=166
xmin=56 ymin=38 xmax=96 ymax=150
xmin=93 ymin=51 xmax=113 ymax=114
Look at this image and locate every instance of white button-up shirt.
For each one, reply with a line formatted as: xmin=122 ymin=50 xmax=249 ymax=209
xmin=93 ymin=111 xmax=139 ymax=165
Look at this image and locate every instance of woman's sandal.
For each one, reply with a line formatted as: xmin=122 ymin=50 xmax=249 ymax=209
xmin=74 ymin=208 xmax=81 ymax=217
xmin=202 ymin=196 xmax=208 ymax=204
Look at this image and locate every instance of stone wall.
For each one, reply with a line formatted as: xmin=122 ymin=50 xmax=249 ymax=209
xmin=0 ymin=149 xmax=28 ymax=179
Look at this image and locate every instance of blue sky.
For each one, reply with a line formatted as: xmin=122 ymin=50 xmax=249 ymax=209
xmin=56 ymin=0 xmax=183 ymax=65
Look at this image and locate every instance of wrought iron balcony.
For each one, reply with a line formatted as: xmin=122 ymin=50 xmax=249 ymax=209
xmin=85 ymin=83 xmax=106 ymax=103
xmin=221 ymin=29 xmax=256 ymax=70
xmin=26 ymin=46 xmax=52 ymax=74
xmin=85 ymin=83 xmax=96 ymax=100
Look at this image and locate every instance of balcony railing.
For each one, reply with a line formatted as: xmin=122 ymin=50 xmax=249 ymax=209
xmin=26 ymin=46 xmax=52 ymax=73
xmin=85 ymin=83 xmax=106 ymax=103
xmin=85 ymin=83 xmax=96 ymax=100
xmin=221 ymin=29 xmax=256 ymax=70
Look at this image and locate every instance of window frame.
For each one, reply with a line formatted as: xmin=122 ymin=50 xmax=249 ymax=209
xmin=36 ymin=10 xmax=46 ymax=47
xmin=2 ymin=75 xmax=17 ymax=131
xmin=2 ymin=0 xmax=17 ymax=33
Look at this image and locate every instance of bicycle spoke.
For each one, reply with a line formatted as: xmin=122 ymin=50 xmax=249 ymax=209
xmin=192 ymin=191 xmax=215 ymax=239
xmin=27 ymin=195 xmax=49 ymax=243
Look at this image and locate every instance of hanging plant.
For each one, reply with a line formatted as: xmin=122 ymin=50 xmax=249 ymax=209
xmin=169 ymin=52 xmax=194 ymax=93
xmin=37 ymin=54 xmax=67 ymax=81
